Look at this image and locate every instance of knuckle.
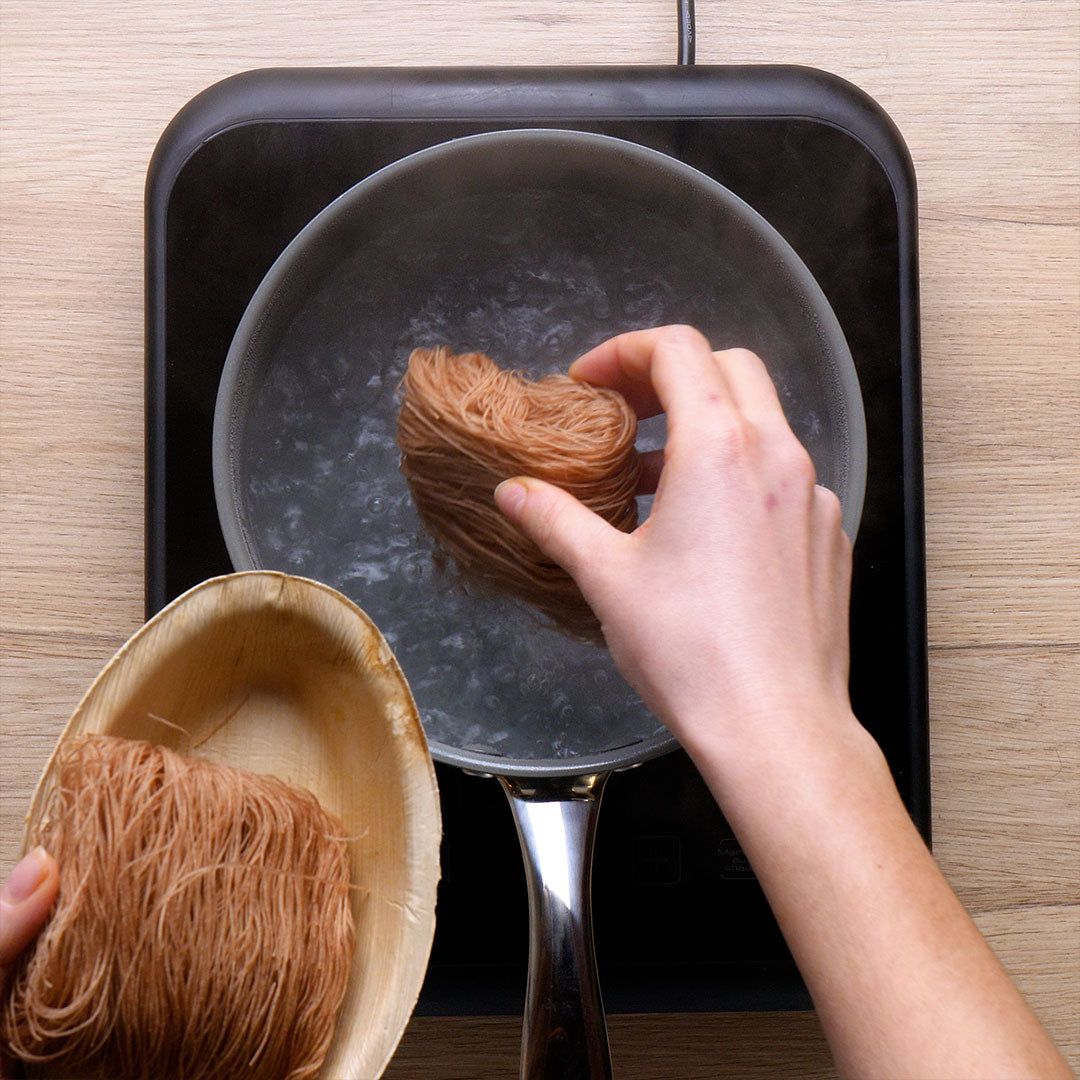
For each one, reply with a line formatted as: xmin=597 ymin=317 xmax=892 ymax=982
xmin=778 ymin=437 xmax=817 ymax=486
xmin=722 ymin=346 xmax=762 ymax=367
xmin=657 ymin=324 xmax=710 ymax=352
xmin=699 ymin=415 xmax=753 ymax=464
xmin=814 ymin=484 xmax=845 ymax=530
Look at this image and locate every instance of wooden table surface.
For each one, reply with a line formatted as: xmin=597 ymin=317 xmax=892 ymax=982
xmin=2 ymin=2 xmax=1077 ymax=1076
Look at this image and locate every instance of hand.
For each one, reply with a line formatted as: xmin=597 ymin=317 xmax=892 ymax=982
xmin=0 ymin=847 xmax=59 ymax=997
xmin=495 ymin=325 xmax=858 ymax=769
xmin=497 ymin=325 xmax=1071 ymax=1079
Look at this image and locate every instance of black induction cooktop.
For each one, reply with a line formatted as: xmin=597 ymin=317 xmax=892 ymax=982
xmin=145 ymin=65 xmax=928 ymax=1015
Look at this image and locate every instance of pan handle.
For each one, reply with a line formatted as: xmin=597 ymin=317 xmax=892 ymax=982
xmin=501 ymin=772 xmax=612 ymax=1080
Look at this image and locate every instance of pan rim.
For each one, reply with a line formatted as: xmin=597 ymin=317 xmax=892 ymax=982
xmin=212 ymin=126 xmax=866 ymax=777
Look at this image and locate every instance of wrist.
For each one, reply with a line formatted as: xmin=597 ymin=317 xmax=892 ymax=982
xmin=675 ymin=699 xmax=893 ymax=822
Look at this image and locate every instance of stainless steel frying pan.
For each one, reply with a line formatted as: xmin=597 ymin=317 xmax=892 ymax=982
xmin=212 ymin=129 xmax=866 ymax=1078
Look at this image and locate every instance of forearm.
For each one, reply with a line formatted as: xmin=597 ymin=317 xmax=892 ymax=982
xmin=684 ymin=712 xmax=1071 ymax=1080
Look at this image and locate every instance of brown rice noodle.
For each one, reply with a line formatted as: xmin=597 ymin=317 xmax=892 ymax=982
xmin=397 ymin=347 xmax=640 ymax=642
xmin=0 ymin=734 xmax=356 ymax=1080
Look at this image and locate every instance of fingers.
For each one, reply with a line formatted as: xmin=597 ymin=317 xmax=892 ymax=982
xmin=570 ymin=328 xmax=796 ymax=507
xmin=719 ymin=347 xmax=788 ymax=431
xmin=571 ymin=325 xmax=730 ymax=422
xmin=0 ymin=847 xmax=59 ymax=988
xmin=572 ymin=327 xmax=788 ymax=439
xmin=494 ymin=477 xmax=625 ymax=589
xmin=570 ymin=328 xmax=667 ymax=417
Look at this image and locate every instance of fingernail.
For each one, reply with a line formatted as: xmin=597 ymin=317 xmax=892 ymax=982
xmin=1 ymin=847 xmax=50 ymax=904
xmin=494 ymin=479 xmax=527 ymax=518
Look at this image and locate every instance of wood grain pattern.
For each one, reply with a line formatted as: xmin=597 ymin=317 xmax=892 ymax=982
xmin=387 ymin=1012 xmax=835 ymax=1079
xmin=2 ymin=0 xmax=1077 ymax=1073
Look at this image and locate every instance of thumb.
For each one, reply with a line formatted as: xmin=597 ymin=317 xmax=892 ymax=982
xmin=0 ymin=847 xmax=59 ymax=985
xmin=494 ymin=476 xmax=623 ymax=588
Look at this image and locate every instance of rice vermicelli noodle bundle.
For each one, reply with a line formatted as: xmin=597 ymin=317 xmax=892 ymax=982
xmin=0 ymin=734 xmax=356 ymax=1080
xmin=397 ymin=346 xmax=640 ymax=642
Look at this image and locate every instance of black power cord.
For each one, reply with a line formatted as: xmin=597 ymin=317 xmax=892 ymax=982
xmin=677 ymin=0 xmax=696 ymax=65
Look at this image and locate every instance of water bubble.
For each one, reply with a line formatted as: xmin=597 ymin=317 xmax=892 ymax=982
xmin=522 ymin=670 xmax=548 ymax=695
xmin=540 ymin=321 xmax=572 ymax=357
xmin=400 ymin=555 xmax=428 ymax=585
xmin=492 ymin=664 xmax=517 ymax=686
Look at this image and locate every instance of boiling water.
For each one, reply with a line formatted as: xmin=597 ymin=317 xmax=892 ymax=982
xmin=237 ymin=188 xmax=851 ymax=763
